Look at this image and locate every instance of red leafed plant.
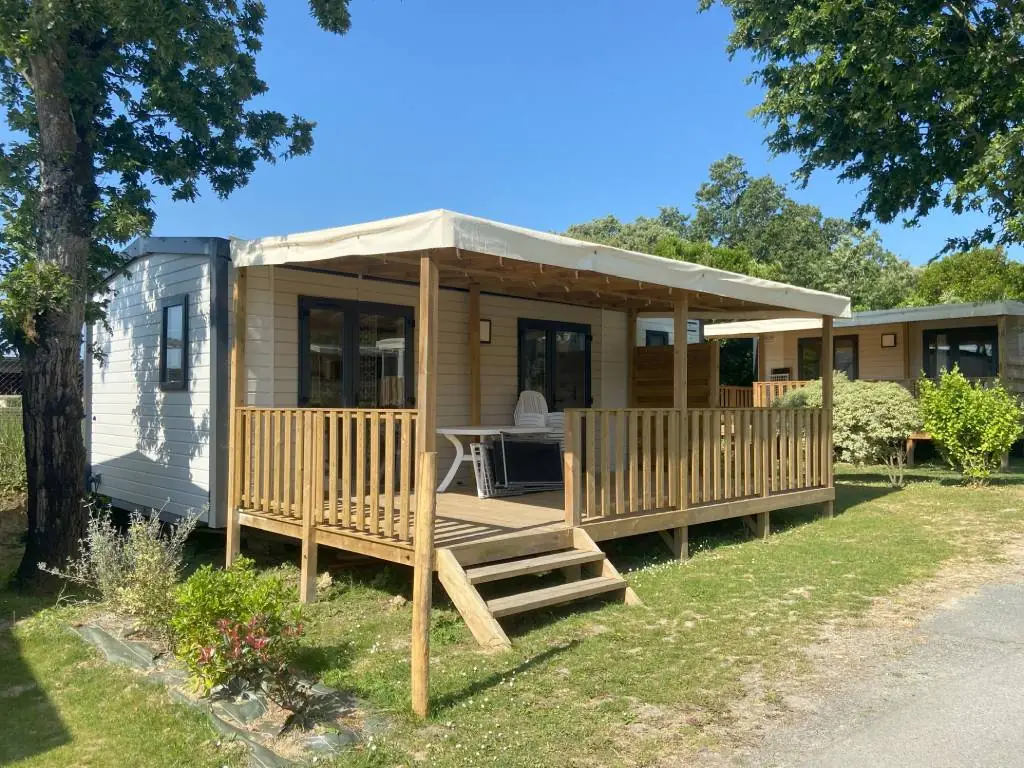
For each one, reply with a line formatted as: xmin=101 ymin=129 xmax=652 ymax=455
xmin=193 ymin=614 xmax=304 ymax=696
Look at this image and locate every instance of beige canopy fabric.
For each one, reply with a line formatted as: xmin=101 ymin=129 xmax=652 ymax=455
xmin=704 ymin=300 xmax=1024 ymax=338
xmin=231 ymin=209 xmax=851 ymax=319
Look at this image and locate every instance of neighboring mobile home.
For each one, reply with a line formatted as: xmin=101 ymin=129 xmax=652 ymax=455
xmin=85 ymin=209 xmax=850 ymax=647
xmin=703 ymin=301 xmax=1024 ymax=404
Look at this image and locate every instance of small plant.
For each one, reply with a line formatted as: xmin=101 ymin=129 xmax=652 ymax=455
xmin=776 ymin=374 xmax=922 ymax=486
xmin=171 ymin=557 xmax=304 ymax=698
xmin=918 ymin=367 xmax=1023 ymax=485
xmin=41 ymin=505 xmax=199 ymax=637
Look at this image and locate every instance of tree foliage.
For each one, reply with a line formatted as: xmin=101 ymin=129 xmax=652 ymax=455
xmin=1 ymin=1 xmax=353 ymax=577
xmin=705 ymin=0 xmax=1024 ymax=253
xmin=566 ymin=155 xmax=916 ymax=310
xmin=0 ymin=0 xmax=352 ymax=327
xmin=907 ymin=247 xmax=1024 ymax=305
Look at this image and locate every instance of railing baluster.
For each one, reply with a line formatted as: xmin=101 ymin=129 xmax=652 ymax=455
xmin=354 ymin=411 xmax=366 ymax=532
xmin=369 ymin=410 xmax=381 ymax=536
xmin=399 ymin=413 xmax=413 ymax=541
xmin=690 ymin=410 xmax=699 ymax=505
xmin=383 ymin=412 xmax=396 ymax=538
xmin=601 ymin=410 xmax=611 ymax=518
xmin=628 ymin=411 xmax=639 ymax=515
xmin=341 ymin=412 xmax=352 ymax=528
xmin=328 ymin=412 xmax=338 ymax=525
xmin=615 ymin=410 xmax=626 ymax=517
xmin=585 ymin=411 xmax=597 ymax=520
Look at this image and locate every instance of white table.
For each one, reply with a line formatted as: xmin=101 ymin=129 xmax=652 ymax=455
xmin=436 ymin=425 xmax=553 ymax=493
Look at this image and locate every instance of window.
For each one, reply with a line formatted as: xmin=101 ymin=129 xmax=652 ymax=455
xmin=923 ymin=326 xmax=998 ymax=379
xmin=518 ymin=318 xmax=592 ymax=411
xmin=797 ymin=335 xmax=859 ymax=380
xmin=299 ymin=297 xmax=414 ymax=408
xmin=160 ymin=294 xmax=188 ymax=390
xmin=645 ymin=329 xmax=670 ymax=347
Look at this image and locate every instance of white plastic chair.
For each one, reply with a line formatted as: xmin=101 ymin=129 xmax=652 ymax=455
xmin=514 ymin=390 xmax=548 ymax=426
xmin=513 ymin=390 xmax=564 ymax=450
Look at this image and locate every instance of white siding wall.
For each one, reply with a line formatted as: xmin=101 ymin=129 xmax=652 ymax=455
xmin=241 ymin=266 xmax=629 ymax=488
xmin=91 ymin=254 xmax=214 ymax=521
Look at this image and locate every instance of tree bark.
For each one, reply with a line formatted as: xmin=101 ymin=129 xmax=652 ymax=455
xmin=16 ymin=49 xmax=92 ymax=579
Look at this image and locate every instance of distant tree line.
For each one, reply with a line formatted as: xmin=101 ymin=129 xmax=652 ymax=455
xmin=566 ymin=155 xmax=1024 ymax=312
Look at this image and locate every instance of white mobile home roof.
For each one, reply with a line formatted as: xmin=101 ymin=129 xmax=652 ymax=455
xmin=231 ymin=209 xmax=851 ymax=319
xmin=703 ymin=301 xmax=1024 ymax=338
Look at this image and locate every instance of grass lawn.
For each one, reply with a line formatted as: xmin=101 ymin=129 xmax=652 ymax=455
xmin=2 ymin=463 xmax=1024 ymax=766
xmin=0 ymin=505 xmax=245 ymax=768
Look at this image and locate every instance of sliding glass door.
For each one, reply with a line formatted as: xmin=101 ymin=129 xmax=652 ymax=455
xmin=299 ymin=297 xmax=414 ymax=408
xmin=518 ymin=318 xmax=592 ymax=411
xmin=923 ymin=326 xmax=998 ymax=379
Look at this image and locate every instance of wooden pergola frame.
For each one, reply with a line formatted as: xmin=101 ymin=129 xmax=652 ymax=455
xmin=224 ymin=248 xmax=837 ymax=718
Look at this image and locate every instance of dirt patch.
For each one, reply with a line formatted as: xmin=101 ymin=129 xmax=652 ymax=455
xmin=642 ymin=537 xmax=1024 ymax=767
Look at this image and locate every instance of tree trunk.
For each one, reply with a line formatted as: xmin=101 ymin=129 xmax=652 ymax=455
xmin=16 ymin=50 xmax=93 ymax=580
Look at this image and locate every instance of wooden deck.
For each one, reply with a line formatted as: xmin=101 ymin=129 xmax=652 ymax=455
xmin=237 ymin=481 xmax=835 ymax=569
xmin=237 ymin=488 xmax=568 ymax=567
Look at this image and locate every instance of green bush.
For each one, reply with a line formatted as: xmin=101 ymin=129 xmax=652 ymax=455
xmin=171 ymin=557 xmax=303 ymax=694
xmin=918 ymin=367 xmax=1023 ymax=484
xmin=0 ymin=408 xmax=25 ymax=496
xmin=42 ymin=507 xmax=198 ymax=638
xmin=776 ymin=373 xmax=922 ymax=486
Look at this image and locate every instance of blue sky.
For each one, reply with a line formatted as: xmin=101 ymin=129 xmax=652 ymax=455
xmin=148 ymin=0 xmax=997 ymax=265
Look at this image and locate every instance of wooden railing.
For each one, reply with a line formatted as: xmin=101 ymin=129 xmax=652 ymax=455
xmin=563 ymin=407 xmax=829 ymax=523
xmin=718 ymin=385 xmax=754 ymax=408
xmin=232 ymin=407 xmax=418 ymax=542
xmin=753 ymin=380 xmax=813 ymax=406
xmin=753 ymin=376 xmax=1009 ymax=406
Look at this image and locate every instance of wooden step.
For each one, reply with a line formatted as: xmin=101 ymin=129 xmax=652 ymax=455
xmin=448 ymin=528 xmax=574 ymax=567
xmin=486 ymin=576 xmax=626 ymax=619
xmin=465 ymin=549 xmax=606 ymax=585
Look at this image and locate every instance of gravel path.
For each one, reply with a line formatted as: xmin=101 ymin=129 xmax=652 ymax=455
xmin=741 ymin=581 xmax=1024 ymax=767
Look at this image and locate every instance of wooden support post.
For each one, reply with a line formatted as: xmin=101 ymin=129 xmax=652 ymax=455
xmin=468 ymin=284 xmax=482 ymax=425
xmin=411 ymin=451 xmax=438 ymax=718
xmin=417 ymin=253 xmax=440 ymax=457
xmin=708 ymin=340 xmax=721 ymax=407
xmin=821 ymin=316 xmax=835 ymax=518
xmin=670 ymin=526 xmax=688 ymax=560
xmin=299 ymin=414 xmax=319 ymax=603
xmin=564 ymin=411 xmax=581 ymax=526
xmin=626 ymin=310 xmax=637 ymax=407
xmin=675 ymin=297 xmax=690 ymax=542
xmin=226 ymin=267 xmax=247 ymax=566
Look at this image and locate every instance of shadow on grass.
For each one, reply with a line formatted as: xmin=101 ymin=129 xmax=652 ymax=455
xmin=431 ymin=639 xmax=581 ymax=712
xmin=0 ymin=622 xmax=71 ymax=764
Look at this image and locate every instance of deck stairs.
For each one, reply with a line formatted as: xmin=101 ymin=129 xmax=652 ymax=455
xmin=437 ymin=528 xmax=640 ymax=649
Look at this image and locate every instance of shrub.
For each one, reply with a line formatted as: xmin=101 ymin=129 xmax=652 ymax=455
xmin=918 ymin=367 xmax=1023 ymax=485
xmin=171 ymin=557 xmax=303 ymax=696
xmin=776 ymin=373 xmax=922 ymax=486
xmin=0 ymin=406 xmax=25 ymax=496
xmin=41 ymin=506 xmax=199 ymax=637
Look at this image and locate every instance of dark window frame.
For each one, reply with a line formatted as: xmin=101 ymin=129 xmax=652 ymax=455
xmin=645 ymin=329 xmax=670 ymax=347
xmin=922 ymin=325 xmax=999 ymax=379
xmin=159 ymin=293 xmax=189 ymax=391
xmin=298 ymin=296 xmax=415 ymax=408
xmin=516 ymin=317 xmax=593 ymax=411
xmin=797 ymin=334 xmax=859 ymax=380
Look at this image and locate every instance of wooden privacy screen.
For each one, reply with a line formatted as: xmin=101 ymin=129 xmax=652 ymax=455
xmin=563 ymin=407 xmax=829 ymax=523
xmin=632 ymin=344 xmax=713 ymax=408
xmin=233 ymin=408 xmax=418 ymax=542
